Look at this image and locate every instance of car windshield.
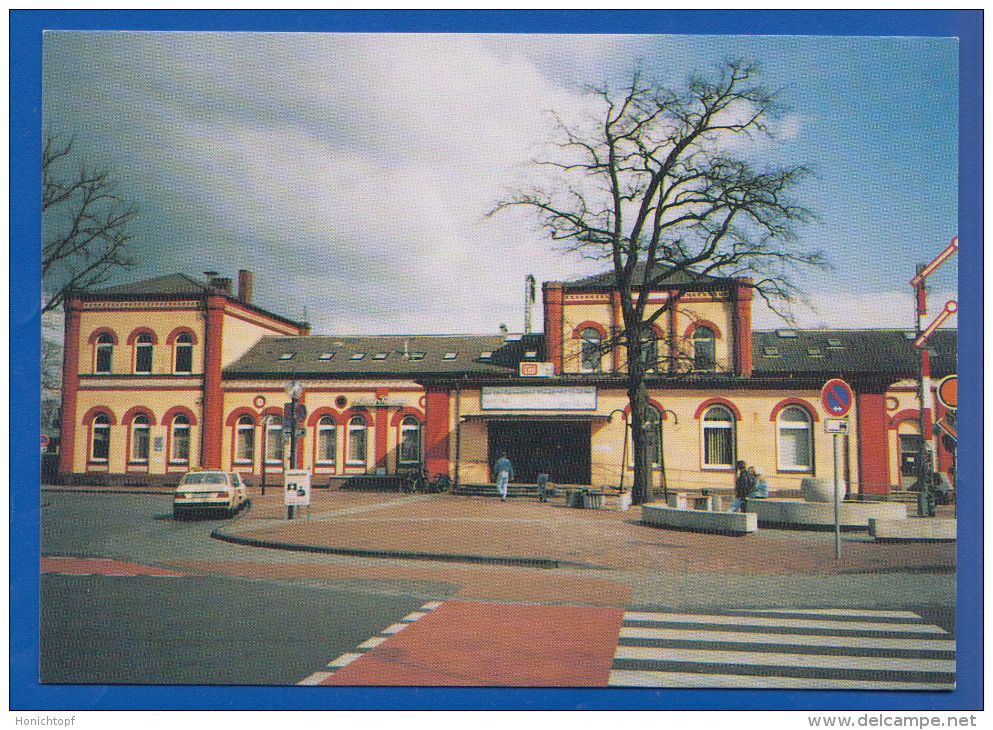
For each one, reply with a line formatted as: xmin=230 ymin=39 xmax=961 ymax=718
xmin=181 ymin=472 xmax=228 ymax=485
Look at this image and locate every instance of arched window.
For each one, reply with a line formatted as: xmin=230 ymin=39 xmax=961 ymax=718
xmin=692 ymin=326 xmax=716 ymax=371
xmin=91 ymin=414 xmax=111 ymax=461
xmin=235 ymin=415 xmax=255 ymax=464
xmin=174 ymin=333 xmax=194 ymax=374
xmin=399 ymin=416 xmax=421 ymax=466
xmin=265 ymin=415 xmax=284 ymax=464
xmin=134 ymin=333 xmax=154 ymax=374
xmin=316 ymin=416 xmax=336 ymax=465
xmin=702 ymin=405 xmax=735 ymax=467
xmin=130 ymin=414 xmax=151 ymax=463
xmin=347 ymin=416 xmax=367 ymax=465
xmin=778 ymin=406 xmax=813 ymax=472
xmin=170 ymin=414 xmax=191 ymax=463
xmin=639 ymin=330 xmax=658 ymax=372
xmin=95 ymin=333 xmax=114 ymax=374
xmin=580 ymin=328 xmax=602 ymax=372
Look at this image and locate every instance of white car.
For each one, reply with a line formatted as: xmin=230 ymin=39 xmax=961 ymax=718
xmin=173 ymin=471 xmax=248 ymax=519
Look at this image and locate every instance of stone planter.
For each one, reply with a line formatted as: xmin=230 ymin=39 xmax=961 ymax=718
xmin=801 ymin=477 xmax=847 ymax=503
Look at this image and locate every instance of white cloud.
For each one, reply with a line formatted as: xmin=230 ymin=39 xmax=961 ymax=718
xmin=753 ymin=289 xmax=959 ymax=330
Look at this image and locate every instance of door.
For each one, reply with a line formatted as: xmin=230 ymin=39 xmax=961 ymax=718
xmin=487 ymin=421 xmax=592 ymax=485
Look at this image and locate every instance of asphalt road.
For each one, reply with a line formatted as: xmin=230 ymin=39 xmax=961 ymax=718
xmin=40 ymin=492 xmax=431 ymax=685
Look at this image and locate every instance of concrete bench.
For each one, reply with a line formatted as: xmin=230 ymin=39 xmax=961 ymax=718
xmin=667 ymin=492 xmax=722 ymax=511
xmin=869 ymin=517 xmax=956 ymax=542
xmin=642 ymin=504 xmax=757 ymax=536
xmin=562 ymin=488 xmax=606 ymax=509
xmin=748 ymin=498 xmax=907 ymax=530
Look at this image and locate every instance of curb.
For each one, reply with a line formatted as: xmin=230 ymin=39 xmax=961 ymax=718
xmin=42 ymin=486 xmax=174 ymax=496
xmin=210 ymin=509 xmax=610 ymax=571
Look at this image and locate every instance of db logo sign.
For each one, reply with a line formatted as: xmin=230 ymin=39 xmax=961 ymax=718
xmin=521 ymin=363 xmax=538 ymax=376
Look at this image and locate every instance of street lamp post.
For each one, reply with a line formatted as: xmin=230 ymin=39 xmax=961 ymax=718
xmin=286 ymin=380 xmax=304 ymax=519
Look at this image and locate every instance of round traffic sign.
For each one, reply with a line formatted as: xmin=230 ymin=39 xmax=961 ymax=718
xmin=937 ymin=375 xmax=957 ymax=410
xmin=821 ymin=378 xmax=854 ymax=417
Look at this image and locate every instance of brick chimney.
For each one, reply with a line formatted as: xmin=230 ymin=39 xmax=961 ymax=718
xmin=209 ymin=276 xmax=233 ymax=296
xmin=238 ymin=270 xmax=254 ymax=304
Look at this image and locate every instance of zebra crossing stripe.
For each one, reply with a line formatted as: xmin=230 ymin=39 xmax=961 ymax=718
xmin=297 ymin=600 xmax=444 ymax=686
xmin=729 ymin=608 xmax=922 ymax=620
xmin=624 ymin=611 xmax=948 ymax=634
xmin=609 ymin=608 xmax=955 ymax=690
xmin=608 ymin=669 xmax=956 ymax=691
xmin=614 ymin=645 xmax=955 ymax=673
xmin=619 ymin=626 xmax=956 ymax=652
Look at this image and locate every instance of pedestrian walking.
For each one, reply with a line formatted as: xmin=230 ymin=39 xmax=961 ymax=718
xmin=727 ymin=460 xmax=755 ymax=513
xmin=492 ymin=451 xmax=514 ymax=502
xmin=536 ymin=448 xmax=550 ymax=503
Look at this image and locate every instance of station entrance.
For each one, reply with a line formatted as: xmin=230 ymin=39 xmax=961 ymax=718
xmin=487 ymin=420 xmax=592 ymax=485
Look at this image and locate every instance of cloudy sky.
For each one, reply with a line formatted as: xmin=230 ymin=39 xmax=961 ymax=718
xmin=42 ymin=32 xmax=958 ymax=335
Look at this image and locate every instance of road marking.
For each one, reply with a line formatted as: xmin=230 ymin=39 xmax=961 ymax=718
xmin=619 ymin=626 xmax=956 ymax=652
xmin=297 ymin=600 xmax=444 ymax=685
xmin=615 ymin=645 xmax=955 ymax=673
xmin=41 ymin=556 xmax=189 ymax=577
xmin=728 ymin=608 xmax=922 ymax=620
xmin=608 ymin=669 xmax=956 ymax=691
xmin=610 ymin=608 xmax=954 ymax=690
xmin=624 ymin=611 xmax=949 ymax=634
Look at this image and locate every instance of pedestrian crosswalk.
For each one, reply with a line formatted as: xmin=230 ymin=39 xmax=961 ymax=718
xmin=608 ymin=607 xmax=955 ymax=690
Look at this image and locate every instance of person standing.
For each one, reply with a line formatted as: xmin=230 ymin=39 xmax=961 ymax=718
xmin=492 ymin=451 xmax=514 ymax=502
xmin=728 ymin=460 xmax=755 ymax=513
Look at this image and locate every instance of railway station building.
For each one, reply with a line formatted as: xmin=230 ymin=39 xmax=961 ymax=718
xmin=56 ymin=267 xmax=956 ymax=498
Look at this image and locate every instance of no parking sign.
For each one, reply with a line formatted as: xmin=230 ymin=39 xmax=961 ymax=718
xmin=821 ymin=378 xmax=853 ymax=418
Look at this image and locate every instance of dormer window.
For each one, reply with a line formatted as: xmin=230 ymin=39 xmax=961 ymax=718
xmin=410 ymin=352 xmax=425 ymax=360
xmin=763 ymin=346 xmax=780 ymax=358
xmin=319 ymin=352 xmax=334 ymax=360
xmin=524 ymin=350 xmax=538 ymax=359
xmin=777 ymin=329 xmax=798 ymax=338
xmin=279 ymin=352 xmax=295 ymax=360
xmin=807 ymin=347 xmax=824 ymax=358
xmin=443 ymin=352 xmax=458 ymax=360
xmin=373 ymin=353 xmax=388 ymax=360
xmin=350 ymin=353 xmax=365 ymax=360
xmin=827 ymin=338 xmax=844 ymax=349
xmin=480 ymin=351 xmax=493 ymax=359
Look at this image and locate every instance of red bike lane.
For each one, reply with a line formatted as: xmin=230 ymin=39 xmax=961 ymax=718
xmin=317 ymin=600 xmax=625 ymax=687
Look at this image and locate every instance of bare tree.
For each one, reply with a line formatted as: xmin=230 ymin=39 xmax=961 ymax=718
xmin=493 ymin=59 xmax=826 ymax=505
xmin=42 ymin=132 xmax=138 ymax=314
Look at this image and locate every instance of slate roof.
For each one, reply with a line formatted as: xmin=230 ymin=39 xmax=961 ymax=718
xmin=84 ymin=273 xmax=306 ymax=329
xmin=564 ymin=263 xmax=730 ymax=290
xmin=224 ymin=333 xmax=546 ymax=379
xmin=752 ymin=329 xmax=957 ymax=379
xmin=89 ymin=273 xmax=209 ymax=298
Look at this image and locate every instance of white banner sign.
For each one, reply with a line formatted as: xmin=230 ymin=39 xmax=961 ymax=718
xmin=481 ymin=385 xmax=597 ymax=411
xmin=284 ymin=469 xmax=312 ymax=506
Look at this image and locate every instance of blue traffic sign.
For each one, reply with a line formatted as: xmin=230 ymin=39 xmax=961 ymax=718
xmin=821 ymin=379 xmax=854 ymax=417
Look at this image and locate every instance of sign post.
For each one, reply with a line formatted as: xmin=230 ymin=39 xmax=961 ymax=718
xmin=821 ymin=379 xmax=853 ymax=560
xmin=284 ymin=469 xmax=312 ymax=520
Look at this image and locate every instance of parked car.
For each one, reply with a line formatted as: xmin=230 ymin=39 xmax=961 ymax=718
xmin=173 ymin=471 xmax=247 ymax=519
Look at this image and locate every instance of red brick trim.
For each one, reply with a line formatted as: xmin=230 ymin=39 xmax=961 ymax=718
xmin=201 ymin=295 xmax=225 ymax=468
xmin=857 ymin=393 xmax=890 ymax=495
xmin=59 ymin=305 xmax=83 ymax=474
xmin=306 ymin=407 xmax=342 ymax=427
xmin=226 ymin=406 xmax=258 ymax=427
xmin=166 ymin=326 xmax=199 ymax=345
xmin=694 ymin=398 xmax=742 ymax=422
xmin=81 ymin=406 xmax=117 ymax=426
xmin=87 ymin=327 xmax=119 ymax=345
xmin=769 ymin=398 xmax=820 ymax=423
xmin=543 ymin=282 xmax=564 ymax=375
xmin=121 ymin=405 xmax=157 ymax=426
xmin=570 ymin=320 xmax=609 ymax=339
xmin=390 ymin=407 xmax=425 ymax=427
xmin=887 ymin=409 xmax=921 ymax=429
xmin=126 ymin=327 xmax=159 ymax=346
xmin=683 ymin=319 xmax=724 ymax=340
xmin=163 ymin=405 xmax=198 ymax=427
xmin=424 ymin=390 xmax=451 ymax=475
